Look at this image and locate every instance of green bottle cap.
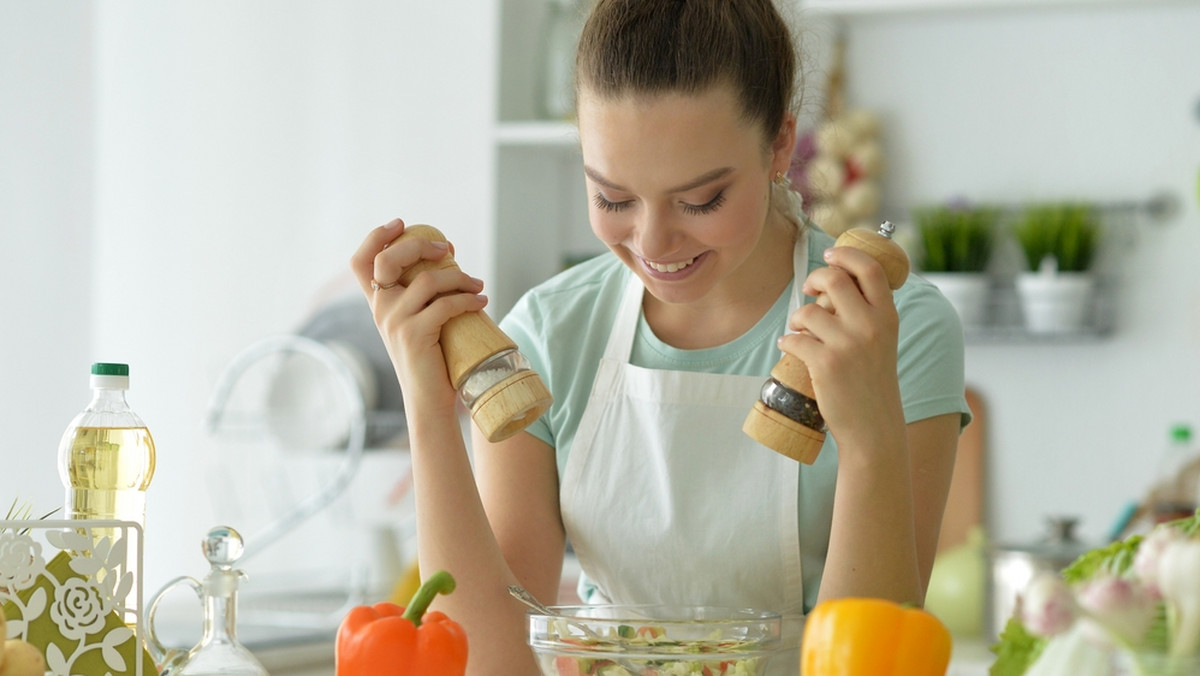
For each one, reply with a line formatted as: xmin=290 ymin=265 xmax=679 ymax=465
xmin=1171 ymin=424 xmax=1192 ymax=443
xmin=91 ymin=363 xmax=129 ymax=377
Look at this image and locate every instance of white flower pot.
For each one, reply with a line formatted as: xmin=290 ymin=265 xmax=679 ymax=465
xmin=923 ymin=273 xmax=991 ymax=328
xmin=1015 ymin=271 xmax=1095 ymax=334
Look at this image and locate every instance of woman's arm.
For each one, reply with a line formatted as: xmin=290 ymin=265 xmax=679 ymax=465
xmin=350 ymin=219 xmax=562 ymax=675
xmin=780 ymin=244 xmax=960 ymax=607
xmin=818 ymin=413 xmax=959 ymax=606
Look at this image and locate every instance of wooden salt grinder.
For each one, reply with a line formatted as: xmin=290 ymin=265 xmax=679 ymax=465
xmin=742 ymin=222 xmax=910 ymax=463
xmin=395 ymin=225 xmax=553 ymax=442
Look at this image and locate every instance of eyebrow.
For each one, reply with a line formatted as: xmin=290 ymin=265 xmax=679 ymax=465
xmin=583 ymin=165 xmax=734 ymax=194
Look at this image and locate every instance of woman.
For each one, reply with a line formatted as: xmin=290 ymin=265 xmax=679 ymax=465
xmin=351 ymin=1 xmax=970 ymax=673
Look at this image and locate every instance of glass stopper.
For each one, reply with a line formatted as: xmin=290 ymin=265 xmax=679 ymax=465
xmin=201 ymin=525 xmax=245 ymax=570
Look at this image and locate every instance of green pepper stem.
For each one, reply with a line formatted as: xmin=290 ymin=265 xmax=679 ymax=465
xmin=402 ymin=570 xmax=457 ymax=627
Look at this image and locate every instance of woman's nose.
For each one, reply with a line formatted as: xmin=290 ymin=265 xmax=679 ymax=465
xmin=635 ymin=205 xmax=681 ymax=258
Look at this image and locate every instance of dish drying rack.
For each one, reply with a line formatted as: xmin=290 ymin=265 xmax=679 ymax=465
xmin=190 ymin=325 xmax=412 ymax=635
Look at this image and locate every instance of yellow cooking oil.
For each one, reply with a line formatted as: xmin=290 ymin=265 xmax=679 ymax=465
xmin=62 ymin=425 xmax=156 ymax=625
xmin=63 ymin=426 xmax=156 ymax=520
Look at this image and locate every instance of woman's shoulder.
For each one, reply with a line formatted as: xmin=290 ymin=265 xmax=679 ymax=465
xmin=515 ymin=253 xmax=626 ymax=310
xmin=501 ymin=252 xmax=629 ymax=333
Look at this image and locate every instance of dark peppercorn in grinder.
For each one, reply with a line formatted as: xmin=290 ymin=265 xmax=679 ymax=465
xmin=742 ymin=222 xmax=910 ymax=463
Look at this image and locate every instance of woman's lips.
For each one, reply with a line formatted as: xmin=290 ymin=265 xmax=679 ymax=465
xmin=639 ymin=251 xmax=707 ymax=279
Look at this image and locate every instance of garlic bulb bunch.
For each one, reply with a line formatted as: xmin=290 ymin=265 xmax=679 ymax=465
xmin=801 ymin=109 xmax=885 ymax=237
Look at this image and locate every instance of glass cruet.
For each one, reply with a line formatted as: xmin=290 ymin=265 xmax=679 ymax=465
xmin=146 ymin=526 xmax=270 ymax=676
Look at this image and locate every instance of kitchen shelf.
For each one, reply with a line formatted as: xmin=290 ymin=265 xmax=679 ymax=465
xmin=960 ymin=283 xmax=1115 ymax=345
xmin=496 ymin=120 xmax=579 ymax=147
xmin=796 ymin=0 xmax=1196 ymax=16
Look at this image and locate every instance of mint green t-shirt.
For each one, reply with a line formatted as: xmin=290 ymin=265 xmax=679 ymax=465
xmin=499 ymin=227 xmax=971 ymax=612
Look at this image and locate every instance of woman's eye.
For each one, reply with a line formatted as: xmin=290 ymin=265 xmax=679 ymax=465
xmin=593 ymin=192 xmax=632 ymax=213
xmin=681 ymin=190 xmax=727 ymax=216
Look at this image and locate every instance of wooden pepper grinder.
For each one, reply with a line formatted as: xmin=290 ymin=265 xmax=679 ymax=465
xmin=742 ymin=221 xmax=910 ymax=463
xmin=395 ymin=225 xmax=553 ymax=442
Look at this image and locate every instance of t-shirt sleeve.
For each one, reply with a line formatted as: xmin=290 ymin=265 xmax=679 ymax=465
xmin=498 ymin=291 xmax=556 ymax=448
xmin=895 ymin=278 xmax=973 ymax=429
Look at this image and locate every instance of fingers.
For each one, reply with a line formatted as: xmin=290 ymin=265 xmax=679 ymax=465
xmin=350 ymin=218 xmax=457 ymax=297
xmin=351 ymin=218 xmax=406 ymax=296
xmin=392 ymin=266 xmax=486 ymax=320
xmin=372 ymin=237 xmax=452 ymax=292
xmin=805 ymin=246 xmax=895 ymax=310
xmin=784 ymin=245 xmax=900 ymax=352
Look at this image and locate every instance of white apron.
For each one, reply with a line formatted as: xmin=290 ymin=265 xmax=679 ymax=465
xmin=560 ymin=236 xmax=815 ymax=671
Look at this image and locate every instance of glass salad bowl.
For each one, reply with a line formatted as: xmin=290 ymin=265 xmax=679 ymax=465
xmin=526 ymin=604 xmax=788 ymax=676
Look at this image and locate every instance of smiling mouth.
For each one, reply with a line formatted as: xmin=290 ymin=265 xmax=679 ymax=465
xmin=642 ymin=255 xmax=698 ymax=274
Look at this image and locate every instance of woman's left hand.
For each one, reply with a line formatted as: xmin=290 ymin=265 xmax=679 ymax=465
xmin=777 ymin=244 xmax=905 ymax=451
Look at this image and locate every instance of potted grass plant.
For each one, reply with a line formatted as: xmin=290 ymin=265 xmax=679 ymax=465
xmin=1013 ymin=202 xmax=1101 ymax=333
xmin=912 ymin=202 xmax=1000 ymax=327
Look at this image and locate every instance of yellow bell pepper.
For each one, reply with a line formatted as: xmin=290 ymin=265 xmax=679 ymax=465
xmin=800 ymin=597 xmax=951 ymax=675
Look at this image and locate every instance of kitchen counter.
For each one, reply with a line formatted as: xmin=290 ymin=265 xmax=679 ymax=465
xmin=254 ymin=640 xmax=335 ymax=676
xmin=246 ymin=630 xmax=996 ymax=675
xmin=949 ymin=638 xmax=995 ymax=675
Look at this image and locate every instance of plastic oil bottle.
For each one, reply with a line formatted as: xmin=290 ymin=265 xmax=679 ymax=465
xmin=1149 ymin=423 xmax=1200 ymax=523
xmin=58 ymin=362 xmax=157 ymax=625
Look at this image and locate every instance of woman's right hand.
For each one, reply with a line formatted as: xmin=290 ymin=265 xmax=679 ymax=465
xmin=349 ymin=218 xmax=489 ymax=419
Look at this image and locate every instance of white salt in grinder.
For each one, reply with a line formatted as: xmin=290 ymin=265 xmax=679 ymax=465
xmin=742 ymin=222 xmax=910 ymax=463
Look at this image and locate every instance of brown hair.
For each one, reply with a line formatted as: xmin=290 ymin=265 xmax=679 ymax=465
xmin=575 ymin=0 xmax=798 ymax=150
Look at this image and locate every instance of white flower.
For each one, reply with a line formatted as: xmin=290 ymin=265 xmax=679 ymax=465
xmin=1075 ymin=575 xmax=1157 ymax=648
xmin=1132 ymin=524 xmax=1184 ymax=598
xmin=49 ymin=577 xmax=110 ymax=640
xmin=1021 ymin=571 xmax=1079 ymax=638
xmin=0 ymin=532 xmax=43 ymax=591
xmin=1156 ymin=537 xmax=1200 ymax=658
xmin=1025 ymin=623 xmax=1115 ymax=676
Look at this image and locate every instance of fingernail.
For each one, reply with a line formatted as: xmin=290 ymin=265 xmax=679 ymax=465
xmin=431 ymin=240 xmax=448 ymax=250
xmin=823 ymin=248 xmax=833 ymax=261
xmin=471 ymin=276 xmax=485 ymax=287
xmin=385 ymin=218 xmax=402 ymax=229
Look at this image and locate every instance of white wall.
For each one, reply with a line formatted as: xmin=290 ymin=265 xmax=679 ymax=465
xmin=0 ymin=2 xmax=94 ymax=521
xmin=2 ymin=1 xmax=495 ymax=593
xmin=807 ymin=2 xmax=1200 ymax=546
xmin=3 ymin=0 xmax=1198 ymax=599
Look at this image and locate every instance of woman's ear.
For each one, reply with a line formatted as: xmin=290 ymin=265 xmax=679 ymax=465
xmin=770 ymin=112 xmax=798 ymax=177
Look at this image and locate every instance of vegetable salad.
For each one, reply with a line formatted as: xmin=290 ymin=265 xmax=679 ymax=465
xmin=539 ymin=621 xmax=768 ymax=676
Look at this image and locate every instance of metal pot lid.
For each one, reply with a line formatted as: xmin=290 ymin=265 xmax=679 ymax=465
xmin=992 ymin=515 xmax=1093 ymax=560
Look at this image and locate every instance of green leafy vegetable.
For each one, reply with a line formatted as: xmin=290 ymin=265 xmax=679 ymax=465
xmin=989 ymin=619 xmax=1046 ymax=676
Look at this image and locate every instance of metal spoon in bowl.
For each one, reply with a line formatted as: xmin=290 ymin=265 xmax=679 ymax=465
xmin=507 ymin=585 xmax=644 ymax=672
xmin=508 ymin=585 xmax=605 ymax=640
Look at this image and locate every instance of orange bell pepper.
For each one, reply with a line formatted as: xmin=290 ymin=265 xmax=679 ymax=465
xmin=800 ymin=597 xmax=951 ymax=676
xmin=336 ymin=569 xmax=468 ymax=676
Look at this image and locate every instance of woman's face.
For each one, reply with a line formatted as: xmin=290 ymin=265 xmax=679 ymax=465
xmin=576 ymin=84 xmax=794 ymax=307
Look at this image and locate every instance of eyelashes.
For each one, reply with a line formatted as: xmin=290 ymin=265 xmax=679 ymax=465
xmin=682 ymin=191 xmax=726 ymax=216
xmin=592 ymin=192 xmax=631 ymax=213
xmin=592 ymin=190 xmax=728 ymax=215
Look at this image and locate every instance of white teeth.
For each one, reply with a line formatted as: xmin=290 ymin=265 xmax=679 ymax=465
xmin=645 ymin=256 xmax=696 ymax=273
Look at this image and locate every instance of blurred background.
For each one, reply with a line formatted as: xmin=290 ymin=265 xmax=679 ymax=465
xmin=2 ymin=0 xmax=1199 ymax=665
